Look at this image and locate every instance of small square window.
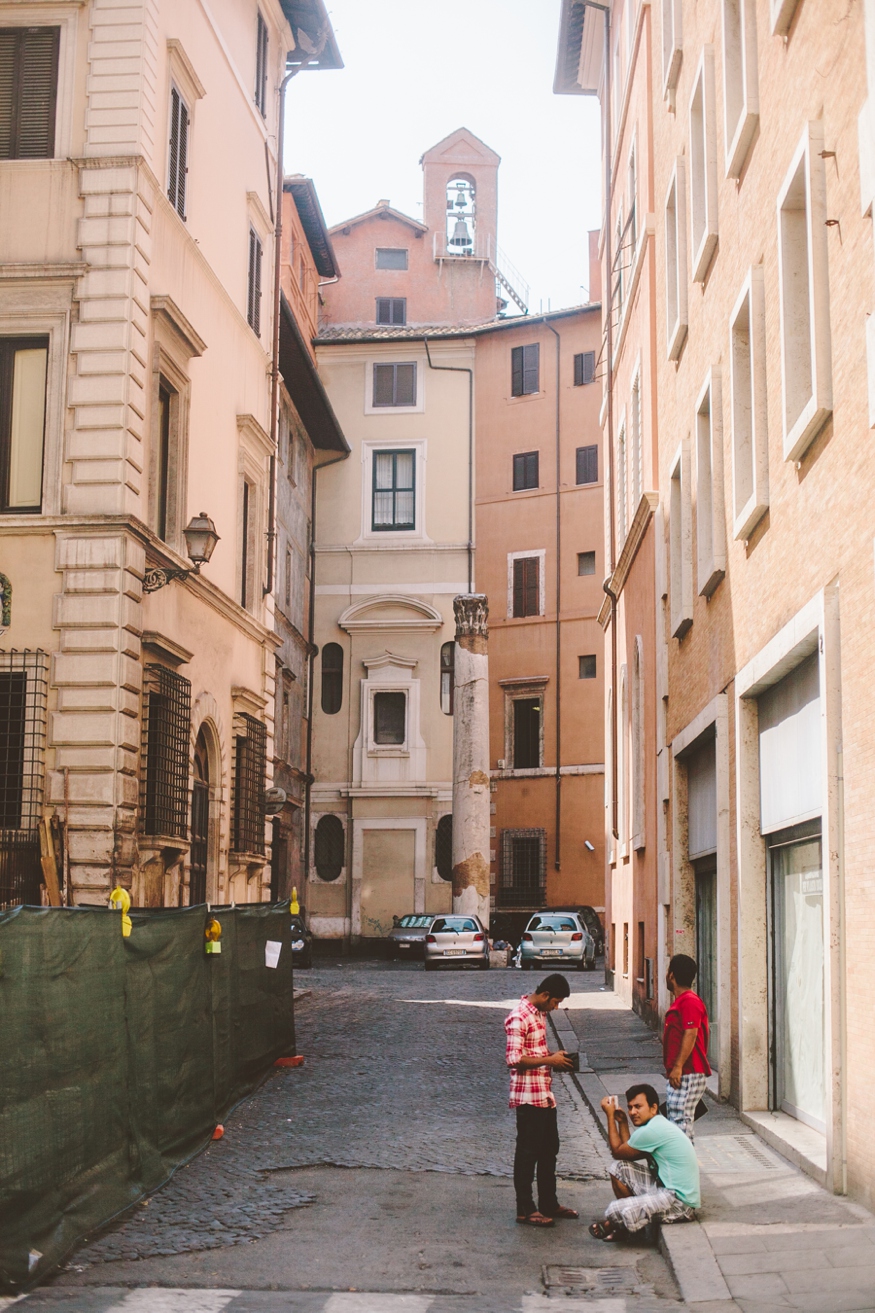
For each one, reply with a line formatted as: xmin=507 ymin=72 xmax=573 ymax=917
xmin=578 ymin=551 xmax=596 ymax=576
xmin=373 ymin=361 xmax=416 ymax=407
xmin=579 ymin=654 xmax=597 ymax=679
xmin=574 ymin=351 xmax=596 ymax=386
xmin=576 ymin=445 xmax=598 ymax=485
xmin=511 ymin=343 xmax=540 ymax=396
xmin=374 ymin=691 xmax=406 ymax=744
xmin=512 ymin=451 xmax=539 ymax=491
xmin=375 ymin=248 xmax=408 ymax=270
xmin=376 ymin=297 xmax=407 ymax=325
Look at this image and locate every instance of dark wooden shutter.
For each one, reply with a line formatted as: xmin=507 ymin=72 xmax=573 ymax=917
xmin=525 ymin=557 xmax=539 ymax=615
xmin=376 ymin=298 xmax=389 ymax=324
xmin=394 ymin=362 xmax=416 ymax=406
xmin=511 ymin=345 xmax=523 ymax=396
xmin=512 ymin=453 xmax=525 ymax=490
xmin=582 ymin=350 xmax=596 ymax=384
xmin=525 ymin=452 xmax=538 ymax=488
xmin=576 ymin=444 xmax=598 ymax=484
xmin=256 ymin=11 xmax=269 ymax=117
xmin=248 ymin=229 xmax=262 ymax=334
xmin=0 ymin=28 xmax=60 ymax=160
xmin=168 ymin=86 xmax=189 ymax=218
xmin=391 ymin=298 xmax=406 ymax=325
xmin=522 ymin=343 xmax=540 ymax=393
xmin=513 ymin=558 xmax=525 ymax=616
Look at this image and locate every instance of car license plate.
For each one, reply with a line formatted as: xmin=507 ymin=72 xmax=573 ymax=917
xmin=399 ymin=943 xmax=410 ymax=949
xmin=443 ymin=949 xmax=465 ymax=955
xmin=541 ymin=949 xmax=562 ymax=956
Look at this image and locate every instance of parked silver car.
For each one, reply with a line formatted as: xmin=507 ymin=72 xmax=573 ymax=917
xmin=519 ymin=912 xmax=596 ymax=971
xmin=387 ymin=913 xmax=433 ymax=959
xmin=424 ymin=915 xmax=490 ymax=970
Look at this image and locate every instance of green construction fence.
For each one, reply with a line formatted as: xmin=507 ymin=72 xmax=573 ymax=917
xmin=0 ymin=900 xmax=296 ymax=1293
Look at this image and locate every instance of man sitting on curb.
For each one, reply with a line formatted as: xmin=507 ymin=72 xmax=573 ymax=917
xmin=589 ymin=1083 xmax=701 ymax=1242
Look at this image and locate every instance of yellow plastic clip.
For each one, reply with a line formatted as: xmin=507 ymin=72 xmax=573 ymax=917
xmin=290 ymin=886 xmax=300 ymax=916
xmin=109 ymin=886 xmax=132 ymax=938
xmin=205 ymin=917 xmax=222 ymax=955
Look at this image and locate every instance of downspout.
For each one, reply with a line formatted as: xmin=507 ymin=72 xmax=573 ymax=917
xmin=545 ymin=321 xmax=562 ymax=871
xmin=423 ymin=338 xmax=474 ymax=592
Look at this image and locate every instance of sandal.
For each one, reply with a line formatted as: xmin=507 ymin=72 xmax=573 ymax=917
xmin=548 ymin=1206 xmax=579 ymax=1219
xmin=588 ymin=1219 xmax=617 ymax=1241
xmin=516 ymin=1210 xmax=555 ymax=1227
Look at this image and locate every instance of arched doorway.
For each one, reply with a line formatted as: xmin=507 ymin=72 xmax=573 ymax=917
xmin=189 ymin=729 xmax=210 ymax=905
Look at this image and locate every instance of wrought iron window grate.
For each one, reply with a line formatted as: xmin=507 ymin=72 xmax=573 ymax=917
xmin=233 ymin=713 xmax=266 ymax=855
xmin=141 ymin=664 xmax=191 ymax=839
xmin=0 ymin=649 xmax=48 ymax=907
xmin=498 ymin=827 xmax=546 ymax=909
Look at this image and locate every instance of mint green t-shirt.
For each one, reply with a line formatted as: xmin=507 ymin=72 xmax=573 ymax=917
xmin=627 ymin=1113 xmax=701 ymax=1208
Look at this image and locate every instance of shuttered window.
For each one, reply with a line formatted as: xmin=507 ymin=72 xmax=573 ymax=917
xmin=0 ymin=28 xmax=60 ymax=160
xmin=574 ymin=350 xmax=596 ymax=386
xmin=376 ymin=297 xmax=407 ymax=325
xmin=255 ymin=11 xmax=269 ymax=117
xmin=576 ymin=444 xmax=599 ymax=484
xmin=167 ymin=85 xmax=189 ymax=219
xmin=511 ymin=343 xmax=540 ymax=396
xmin=512 ymin=556 xmax=540 ymax=618
xmin=247 ymin=228 xmax=263 ymax=334
xmin=512 ymin=451 xmax=539 ymax=491
xmin=373 ymin=362 xmax=416 ymax=407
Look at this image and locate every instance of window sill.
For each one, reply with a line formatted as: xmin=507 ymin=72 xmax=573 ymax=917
xmin=507 ymin=391 xmax=543 ymax=405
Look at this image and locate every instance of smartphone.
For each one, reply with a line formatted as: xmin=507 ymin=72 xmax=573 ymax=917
xmin=606 ymin=1094 xmax=619 ymax=1109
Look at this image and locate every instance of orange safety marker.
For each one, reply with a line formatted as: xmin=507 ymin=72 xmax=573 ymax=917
xmin=274 ymin=1055 xmax=305 ymax=1068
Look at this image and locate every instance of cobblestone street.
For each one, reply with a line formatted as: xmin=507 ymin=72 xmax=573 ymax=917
xmin=26 ymin=961 xmax=686 ymax=1311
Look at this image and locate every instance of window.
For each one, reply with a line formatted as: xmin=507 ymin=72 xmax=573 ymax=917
xmin=0 ymin=337 xmax=48 ymax=513
xmin=375 ymin=248 xmax=408 ymax=270
xmin=376 ymin=298 xmax=406 ymax=325
xmin=255 ymin=11 xmax=268 ymax=118
xmin=283 ymin=410 xmax=296 ymax=485
xmin=630 ymin=371 xmax=642 ymax=509
xmin=578 ymin=550 xmax=596 ymax=576
xmin=669 ymin=442 xmax=693 ymax=638
xmin=631 ymin=635 xmax=645 ymax=849
xmin=321 ymin=642 xmax=343 ymax=715
xmin=247 ymin=228 xmax=263 ymax=335
xmin=511 ymin=343 xmax=540 ymax=396
xmin=513 ymin=697 xmax=542 ymax=769
xmin=142 ymin=665 xmax=192 ymax=839
xmin=574 ymin=351 xmax=596 ymax=386
xmin=232 ymin=713 xmax=267 ymax=854
xmin=662 ymin=0 xmax=683 ymax=94
xmin=281 ymin=688 xmax=290 ymax=762
xmin=435 ymin=813 xmax=453 ymax=880
xmin=440 ymin=641 xmax=454 ymax=715
xmin=372 ymin=449 xmax=415 ymax=530
xmin=314 ymin=813 xmax=344 ymax=880
xmin=689 ymin=48 xmax=718 ymax=283
xmin=730 ymin=268 xmax=769 ymax=539
xmin=499 ymin=828 xmax=546 ymax=908
xmin=167 ymin=86 xmax=189 ymax=220
xmin=240 ymin=478 xmax=253 ymax=609
xmin=373 ymin=362 xmax=416 ymax=408
xmin=617 ymin=417 xmax=628 ymax=544
xmin=284 ymin=544 xmax=292 ymax=610
xmin=777 ymin=125 xmax=832 ymax=462
xmin=722 ymin=0 xmax=759 ymax=178
xmin=0 ymin=28 xmax=60 ymax=160
xmin=579 ymin=654 xmax=597 ymax=679
xmin=0 ymin=649 xmax=48 ymax=908
xmin=665 ymin=161 xmax=688 ymax=360
xmin=512 ymin=557 xmax=540 ymax=618
xmin=576 ymin=444 xmax=598 ymax=485
xmin=156 ymin=381 xmax=173 ymax=540
xmin=695 ymin=370 xmax=726 ymax=596
xmin=770 ymin=0 xmax=800 ymax=36
xmin=512 ymin=451 xmax=539 ymax=491
xmin=374 ymin=691 xmax=406 ymax=745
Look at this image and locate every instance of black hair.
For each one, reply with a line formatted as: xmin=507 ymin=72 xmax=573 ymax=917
xmin=537 ymin=973 xmax=571 ymax=1000
xmin=668 ymin=953 xmax=698 ymax=988
xmin=625 ymin=1082 xmax=660 ymax=1109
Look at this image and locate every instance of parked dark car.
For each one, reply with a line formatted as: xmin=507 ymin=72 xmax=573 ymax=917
xmin=290 ymin=914 xmax=313 ymax=969
xmin=542 ymin=905 xmax=605 ymax=956
xmin=387 ymin=913 xmax=433 ymax=959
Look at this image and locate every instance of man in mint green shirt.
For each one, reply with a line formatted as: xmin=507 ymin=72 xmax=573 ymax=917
xmin=588 ymin=1083 xmax=700 ymax=1241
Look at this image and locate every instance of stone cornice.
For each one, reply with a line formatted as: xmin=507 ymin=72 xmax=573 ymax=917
xmin=151 ymin=295 xmax=207 ymax=358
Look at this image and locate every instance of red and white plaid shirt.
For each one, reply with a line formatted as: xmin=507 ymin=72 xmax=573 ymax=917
xmin=505 ymin=994 xmax=556 ymax=1108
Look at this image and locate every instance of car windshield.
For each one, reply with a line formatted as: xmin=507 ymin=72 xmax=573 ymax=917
xmin=431 ymin=918 xmax=478 ymax=933
xmin=528 ymin=916 xmax=578 ymax=932
xmin=397 ymin=915 xmax=432 ymax=928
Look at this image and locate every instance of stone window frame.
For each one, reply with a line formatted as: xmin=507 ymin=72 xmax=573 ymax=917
xmin=776 ymin=122 xmax=832 ymax=463
xmin=729 ymin=267 xmax=769 ymax=540
xmin=662 ymin=0 xmax=683 ymax=98
xmin=668 ymin=438 xmax=693 ymax=639
xmin=165 ymin=41 xmax=205 ymax=223
xmin=688 ymin=46 xmax=719 ymax=283
xmin=616 ymin=406 xmax=628 ymax=546
xmin=364 ymin=355 xmax=424 ymax=416
xmin=506 ymin=548 xmax=545 ymax=619
xmin=664 ymin=159 xmax=688 ymax=361
xmin=1 ymin=5 xmax=79 ymax=159
xmin=695 ymin=366 xmax=726 ymax=597
xmin=357 ymin=437 xmax=429 ymax=546
xmin=722 ymin=0 xmax=759 ymax=178
xmin=149 ymin=297 xmax=205 ymax=554
xmin=501 ymin=675 xmax=548 ymax=774
xmin=236 ymin=414 xmax=271 ymax=617
xmin=630 ymin=359 xmax=643 ymax=511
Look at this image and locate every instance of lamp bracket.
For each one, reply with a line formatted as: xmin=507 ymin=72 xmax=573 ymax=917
xmin=142 ymin=564 xmax=200 ymax=593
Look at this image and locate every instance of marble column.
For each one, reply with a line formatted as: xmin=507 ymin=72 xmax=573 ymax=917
xmin=451 ymin=594 xmax=491 ymax=926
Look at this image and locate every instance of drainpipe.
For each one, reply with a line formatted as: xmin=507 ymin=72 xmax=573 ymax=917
xmin=545 ymin=321 xmax=562 ymax=871
xmin=423 ymin=338 xmax=474 ymax=592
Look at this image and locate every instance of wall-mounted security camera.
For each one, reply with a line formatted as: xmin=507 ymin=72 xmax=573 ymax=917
xmin=584 ymin=840 xmax=595 ymax=852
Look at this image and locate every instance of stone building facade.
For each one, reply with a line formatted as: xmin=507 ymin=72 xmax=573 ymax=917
xmin=0 ymin=0 xmax=340 ymax=908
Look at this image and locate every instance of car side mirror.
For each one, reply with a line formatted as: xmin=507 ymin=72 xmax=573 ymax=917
xmin=392 ymin=916 xmax=401 ymax=928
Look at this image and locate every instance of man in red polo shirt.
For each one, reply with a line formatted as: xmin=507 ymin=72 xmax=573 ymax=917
xmin=663 ymin=954 xmax=710 ymax=1141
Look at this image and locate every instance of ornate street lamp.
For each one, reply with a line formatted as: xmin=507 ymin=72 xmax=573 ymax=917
xmin=142 ymin=512 xmax=220 ymax=593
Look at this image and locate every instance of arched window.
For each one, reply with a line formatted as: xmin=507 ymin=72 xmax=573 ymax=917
xmin=440 ymin=641 xmax=454 ymax=715
xmin=321 ymin=642 xmax=343 ymax=715
xmin=435 ymin=813 xmax=453 ymax=881
xmin=314 ymin=814 xmax=344 ymax=881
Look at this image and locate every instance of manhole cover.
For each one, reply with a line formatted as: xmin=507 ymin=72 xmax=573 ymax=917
xmin=543 ymin=1265 xmax=646 ymax=1294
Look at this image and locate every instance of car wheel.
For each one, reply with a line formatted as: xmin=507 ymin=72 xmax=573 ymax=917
xmin=479 ymin=956 xmax=490 ymax=971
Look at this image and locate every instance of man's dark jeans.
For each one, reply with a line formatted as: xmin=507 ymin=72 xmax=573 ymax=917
xmin=514 ymin=1103 xmax=560 ymax=1216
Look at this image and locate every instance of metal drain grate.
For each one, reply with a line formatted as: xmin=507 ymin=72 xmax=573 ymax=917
xmin=734 ymin=1134 xmax=780 ymax=1168
xmin=543 ymin=1265 xmax=647 ymax=1294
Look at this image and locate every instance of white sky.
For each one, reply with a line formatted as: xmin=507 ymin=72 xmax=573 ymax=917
xmin=285 ymin=0 xmax=604 ymax=315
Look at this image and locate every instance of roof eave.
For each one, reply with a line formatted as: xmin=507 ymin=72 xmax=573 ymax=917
xmin=280 ymin=0 xmax=344 ymax=71
xmin=553 ymin=0 xmax=604 ymax=96
xmin=284 ymin=176 xmax=339 ymax=278
xmin=280 ymin=294 xmax=349 ymax=453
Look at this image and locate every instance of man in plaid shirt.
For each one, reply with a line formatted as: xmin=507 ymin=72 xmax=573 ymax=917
xmin=505 ymin=973 xmax=577 ymax=1227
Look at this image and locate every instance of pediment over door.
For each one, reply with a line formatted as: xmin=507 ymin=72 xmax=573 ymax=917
xmin=338 ymin=595 xmax=444 ymax=633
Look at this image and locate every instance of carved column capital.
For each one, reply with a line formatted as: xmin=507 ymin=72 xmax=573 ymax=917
xmin=453 ymin=593 xmax=488 ymax=650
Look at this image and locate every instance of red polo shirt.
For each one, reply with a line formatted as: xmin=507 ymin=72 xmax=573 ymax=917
xmin=663 ymin=989 xmax=711 ymax=1076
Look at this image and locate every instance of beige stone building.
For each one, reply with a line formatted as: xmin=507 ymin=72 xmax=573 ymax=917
xmin=557 ymin=0 xmax=875 ymax=1204
xmin=0 ymin=0 xmax=340 ymax=908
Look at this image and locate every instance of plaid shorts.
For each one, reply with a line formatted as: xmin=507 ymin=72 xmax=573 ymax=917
xmin=665 ymin=1072 xmax=708 ymax=1141
xmin=605 ymin=1159 xmax=695 ymax=1233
